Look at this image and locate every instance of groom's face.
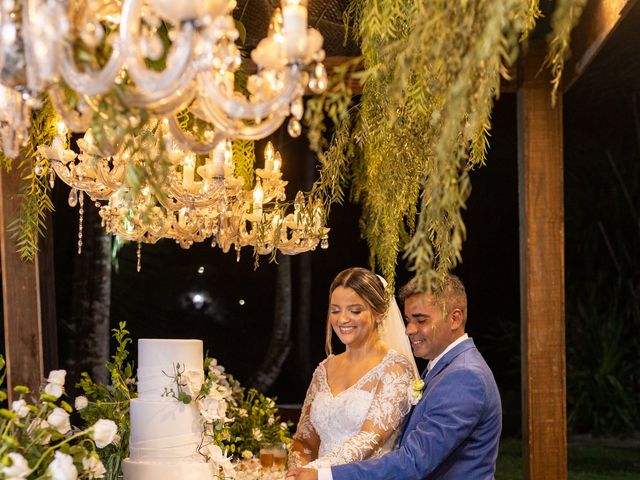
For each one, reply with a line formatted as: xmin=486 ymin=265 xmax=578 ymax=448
xmin=404 ymin=293 xmax=451 ymax=360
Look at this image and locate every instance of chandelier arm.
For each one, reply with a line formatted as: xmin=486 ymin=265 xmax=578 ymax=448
xmin=117 ymin=66 xmax=197 ymax=111
xmin=47 ymin=85 xmax=93 ymax=132
xmin=165 ymin=180 xmax=230 ymax=209
xmin=93 ymin=160 xmax=126 ymax=192
xmin=120 ymin=0 xmax=195 ymax=94
xmin=167 ymin=115 xmax=224 ymax=154
xmin=197 ymin=97 xmax=287 ymax=140
xmin=60 ymin=41 xmax=123 ymax=96
xmin=50 ymin=160 xmax=116 ymax=200
xmin=198 ymin=66 xmax=300 ymax=120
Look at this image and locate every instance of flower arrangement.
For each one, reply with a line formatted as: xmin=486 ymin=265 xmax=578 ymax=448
xmin=164 ymin=356 xmax=292 ymax=464
xmin=224 ymin=388 xmax=292 ymax=458
xmin=2 ymin=323 xmax=292 ymax=479
xmin=0 ymin=357 xmax=118 ymax=480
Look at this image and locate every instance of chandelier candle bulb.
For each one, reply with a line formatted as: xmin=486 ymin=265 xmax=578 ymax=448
xmin=182 ymin=154 xmax=196 ymax=190
xmin=212 ymin=147 xmax=225 ymax=178
xmin=282 ymin=0 xmax=308 ymax=60
xmin=253 ymin=179 xmax=264 ymax=216
xmin=273 ymin=151 xmax=282 ymax=173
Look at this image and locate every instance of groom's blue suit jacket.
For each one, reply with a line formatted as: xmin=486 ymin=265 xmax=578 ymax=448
xmin=331 ymin=338 xmax=502 ymax=480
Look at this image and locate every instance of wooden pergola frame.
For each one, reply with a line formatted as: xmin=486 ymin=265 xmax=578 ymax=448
xmin=0 ymin=1 xmax=635 ymax=478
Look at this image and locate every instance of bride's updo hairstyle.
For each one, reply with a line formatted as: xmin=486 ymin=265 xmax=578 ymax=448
xmin=325 ymin=267 xmax=388 ymax=355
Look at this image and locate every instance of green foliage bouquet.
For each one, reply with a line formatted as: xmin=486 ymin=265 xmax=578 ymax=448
xmin=0 ymin=357 xmax=118 ymax=480
xmin=225 ymin=388 xmax=292 ymax=458
xmin=74 ymin=323 xmax=137 ymax=480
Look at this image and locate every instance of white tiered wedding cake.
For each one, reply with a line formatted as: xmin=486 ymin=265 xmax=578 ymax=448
xmin=123 ymin=339 xmax=213 ymax=480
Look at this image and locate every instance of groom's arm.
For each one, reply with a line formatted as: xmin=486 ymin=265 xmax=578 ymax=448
xmin=330 ymin=368 xmax=488 ymax=480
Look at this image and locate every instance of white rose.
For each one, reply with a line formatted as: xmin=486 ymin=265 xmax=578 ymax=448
xmin=44 ymin=382 xmax=64 ymax=399
xmin=199 ymin=397 xmax=227 ymax=423
xmin=11 ymin=399 xmax=29 ymax=418
xmin=3 ymin=452 xmax=31 ymax=478
xmin=47 ymin=369 xmax=67 ymax=386
xmin=48 ymin=451 xmax=78 ymax=480
xmin=252 ymin=427 xmax=263 ymax=441
xmin=183 ymin=370 xmax=204 ymax=397
xmin=82 ymin=455 xmax=106 ymax=479
xmin=74 ymin=396 xmax=88 ymax=411
xmin=47 ymin=407 xmax=71 ymax=434
xmin=92 ymin=419 xmax=118 ymax=448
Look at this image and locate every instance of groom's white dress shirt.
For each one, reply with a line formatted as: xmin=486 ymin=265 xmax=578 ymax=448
xmin=317 ymin=334 xmax=469 ymax=480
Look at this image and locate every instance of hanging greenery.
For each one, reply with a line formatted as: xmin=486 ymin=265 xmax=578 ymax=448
xmin=305 ymin=0 xmax=585 ymax=290
xmin=2 ymin=97 xmax=58 ymax=261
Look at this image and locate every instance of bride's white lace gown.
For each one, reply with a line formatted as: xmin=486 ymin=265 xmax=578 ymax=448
xmin=290 ymin=350 xmax=414 ymax=469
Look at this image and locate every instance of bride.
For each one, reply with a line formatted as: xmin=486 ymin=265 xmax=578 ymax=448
xmin=289 ymin=267 xmax=419 ymax=470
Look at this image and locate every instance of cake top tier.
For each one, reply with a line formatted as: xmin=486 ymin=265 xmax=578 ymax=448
xmin=138 ymin=339 xmax=203 ymax=372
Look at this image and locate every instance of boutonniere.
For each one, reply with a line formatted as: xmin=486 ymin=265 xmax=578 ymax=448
xmin=408 ymin=379 xmax=425 ymax=405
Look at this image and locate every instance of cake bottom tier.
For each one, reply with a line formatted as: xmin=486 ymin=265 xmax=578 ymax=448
xmin=122 ymin=459 xmax=214 ymax=480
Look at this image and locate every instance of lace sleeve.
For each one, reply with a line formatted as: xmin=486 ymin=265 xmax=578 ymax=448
xmin=289 ymin=365 xmax=323 ymax=467
xmin=307 ymin=354 xmax=414 ymax=469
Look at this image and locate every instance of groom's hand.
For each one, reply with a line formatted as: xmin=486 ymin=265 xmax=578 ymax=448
xmin=285 ymin=467 xmax=318 ymax=480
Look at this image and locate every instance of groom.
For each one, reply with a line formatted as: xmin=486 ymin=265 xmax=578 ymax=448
xmin=287 ymin=274 xmax=502 ymax=480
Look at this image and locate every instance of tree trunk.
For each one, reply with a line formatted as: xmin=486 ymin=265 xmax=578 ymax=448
xmin=248 ymin=253 xmax=292 ymax=391
xmin=65 ymin=199 xmax=112 ymax=387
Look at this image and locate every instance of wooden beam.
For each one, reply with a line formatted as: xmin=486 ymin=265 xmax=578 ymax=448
xmin=0 ymin=164 xmax=46 ymax=401
xmin=563 ymin=0 xmax=638 ymax=91
xmin=517 ymin=40 xmax=567 ymax=480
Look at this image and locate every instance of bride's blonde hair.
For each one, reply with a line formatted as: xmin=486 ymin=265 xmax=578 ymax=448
xmin=325 ymin=267 xmax=388 ymax=355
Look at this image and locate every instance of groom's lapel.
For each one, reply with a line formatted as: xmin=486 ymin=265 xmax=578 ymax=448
xmin=400 ymin=339 xmax=476 ymax=445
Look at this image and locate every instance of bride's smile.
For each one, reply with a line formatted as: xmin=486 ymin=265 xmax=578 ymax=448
xmin=329 ymin=286 xmax=377 ymax=349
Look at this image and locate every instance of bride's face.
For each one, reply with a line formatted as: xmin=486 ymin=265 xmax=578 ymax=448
xmin=329 ymin=286 xmax=378 ymax=349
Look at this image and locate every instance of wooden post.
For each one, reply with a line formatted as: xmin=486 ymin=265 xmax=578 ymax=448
xmin=517 ymin=40 xmax=567 ymax=480
xmin=0 ymin=164 xmax=48 ymax=400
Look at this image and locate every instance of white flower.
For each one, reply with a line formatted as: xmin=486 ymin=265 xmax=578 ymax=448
xmin=241 ymin=450 xmax=253 ymax=460
xmin=267 ymin=398 xmax=275 ymax=408
xmin=47 ymin=407 xmax=71 ymax=434
xmin=183 ymin=370 xmax=204 ymax=397
xmin=74 ymin=396 xmax=88 ymax=411
xmin=44 ymin=370 xmax=67 ymax=399
xmin=47 ymin=369 xmax=67 ymax=386
xmin=92 ymin=419 xmax=118 ymax=448
xmin=252 ymin=427 xmax=263 ymax=441
xmin=44 ymin=382 xmax=64 ymax=399
xmin=11 ymin=399 xmax=29 ymax=418
xmin=280 ymin=422 xmax=288 ymax=430
xmin=82 ymin=455 xmax=106 ymax=479
xmin=48 ymin=451 xmax=78 ymax=480
xmin=268 ymin=415 xmax=275 ymax=425
xmin=198 ymin=397 xmax=227 ymax=423
xmin=2 ymin=452 xmax=31 ymax=478
xmin=237 ymin=408 xmax=248 ymax=418
xmin=202 ymin=444 xmax=235 ymax=478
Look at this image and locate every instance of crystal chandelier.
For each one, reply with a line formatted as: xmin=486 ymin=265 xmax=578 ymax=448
xmin=0 ymin=0 xmax=327 ymax=155
xmin=38 ymin=119 xmax=329 ymax=256
xmin=2 ymin=0 xmax=332 ymax=258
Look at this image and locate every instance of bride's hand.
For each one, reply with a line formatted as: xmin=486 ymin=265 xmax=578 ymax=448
xmin=285 ymin=467 xmax=318 ymax=480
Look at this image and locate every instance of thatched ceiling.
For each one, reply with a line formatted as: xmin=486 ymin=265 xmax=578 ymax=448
xmin=234 ymin=0 xmax=360 ymax=55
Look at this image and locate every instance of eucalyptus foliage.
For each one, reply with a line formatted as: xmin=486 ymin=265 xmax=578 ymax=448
xmin=305 ymin=0 xmax=584 ymax=290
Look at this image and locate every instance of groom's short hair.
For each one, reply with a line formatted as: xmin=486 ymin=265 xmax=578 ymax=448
xmin=399 ymin=274 xmax=468 ymax=320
